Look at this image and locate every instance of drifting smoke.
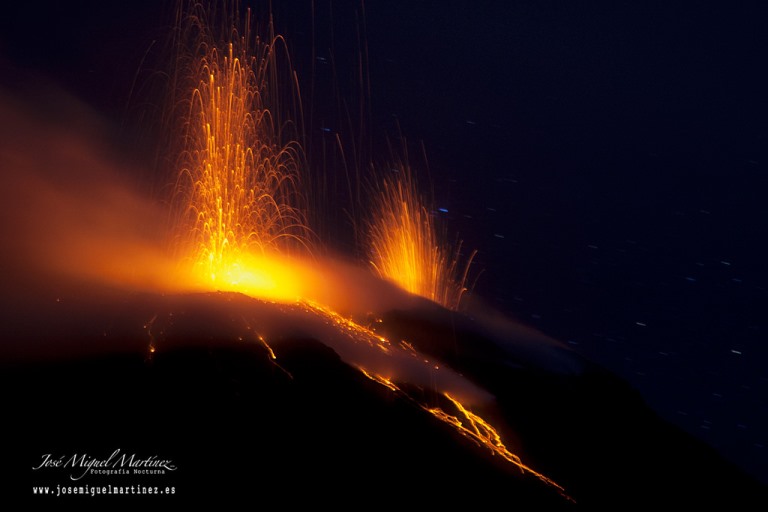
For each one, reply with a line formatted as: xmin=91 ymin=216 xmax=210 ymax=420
xmin=0 ymin=89 xmax=420 ymax=319
xmin=0 ymin=84 xmax=182 ymax=298
xmin=0 ymin=4 xmax=577 ymax=499
xmin=0 ymin=81 xmax=491 ymax=403
xmin=0 ymin=79 xmax=438 ymax=317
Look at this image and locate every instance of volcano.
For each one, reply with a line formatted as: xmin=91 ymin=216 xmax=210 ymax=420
xmin=4 ymin=283 xmax=765 ymax=507
xmin=1 ymin=1 xmax=766 ymax=507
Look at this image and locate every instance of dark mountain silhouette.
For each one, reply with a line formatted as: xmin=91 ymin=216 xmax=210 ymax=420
xmin=3 ymin=288 xmax=765 ymax=507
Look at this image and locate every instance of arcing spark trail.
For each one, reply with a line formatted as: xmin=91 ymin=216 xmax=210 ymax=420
xmin=163 ymin=1 xmax=571 ymax=501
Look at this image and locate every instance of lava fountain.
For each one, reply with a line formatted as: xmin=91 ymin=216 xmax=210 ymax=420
xmin=367 ymin=161 xmax=476 ymax=310
xmin=169 ymin=2 xmax=310 ymax=301
xmin=0 ymin=1 xmax=572 ymax=501
xmin=158 ymin=4 xmax=572 ymax=499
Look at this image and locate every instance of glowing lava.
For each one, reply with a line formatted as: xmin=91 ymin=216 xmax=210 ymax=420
xmin=427 ymin=394 xmax=572 ymax=500
xmin=367 ymin=163 xmax=475 ymax=310
xmin=171 ymin=3 xmax=309 ymax=301
xmin=359 ymin=367 xmax=573 ymax=501
xmin=156 ymin=2 xmax=570 ymax=501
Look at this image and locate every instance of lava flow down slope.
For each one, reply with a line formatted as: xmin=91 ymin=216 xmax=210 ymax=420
xmin=1 ymin=1 xmax=765 ymax=508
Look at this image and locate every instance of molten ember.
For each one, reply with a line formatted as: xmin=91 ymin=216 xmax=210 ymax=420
xmin=0 ymin=0 xmax=571 ymax=502
xmin=367 ymin=163 xmax=475 ymax=310
xmin=158 ymin=3 xmax=572 ymax=500
xmin=427 ymin=394 xmax=572 ymax=500
xmin=170 ymin=3 xmax=309 ymax=301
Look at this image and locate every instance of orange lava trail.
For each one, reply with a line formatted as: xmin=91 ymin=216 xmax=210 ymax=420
xmin=427 ymin=393 xmax=574 ymax=502
xmin=359 ymin=369 xmax=574 ymax=503
xmin=163 ymin=3 xmax=571 ymax=503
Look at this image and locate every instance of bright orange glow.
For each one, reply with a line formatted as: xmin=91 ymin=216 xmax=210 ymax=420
xmin=358 ymin=366 xmax=573 ymax=502
xmin=160 ymin=7 xmax=569 ymax=498
xmin=0 ymin=3 xmax=571 ymax=501
xmin=182 ymin=252 xmax=308 ymax=303
xmin=428 ymin=393 xmax=574 ymax=501
xmin=302 ymin=300 xmax=392 ymax=354
xmin=358 ymin=367 xmax=400 ymax=392
xmin=252 ymin=334 xmax=276 ymax=360
xmin=367 ymin=164 xmax=475 ymax=310
xmin=171 ymin=4 xmax=309 ymax=301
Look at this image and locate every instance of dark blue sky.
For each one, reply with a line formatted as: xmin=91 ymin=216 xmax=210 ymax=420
xmin=1 ymin=0 xmax=766 ymax=483
xmin=294 ymin=2 xmax=768 ymax=484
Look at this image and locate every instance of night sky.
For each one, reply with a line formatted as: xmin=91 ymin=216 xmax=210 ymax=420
xmin=1 ymin=0 xmax=766 ymax=484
